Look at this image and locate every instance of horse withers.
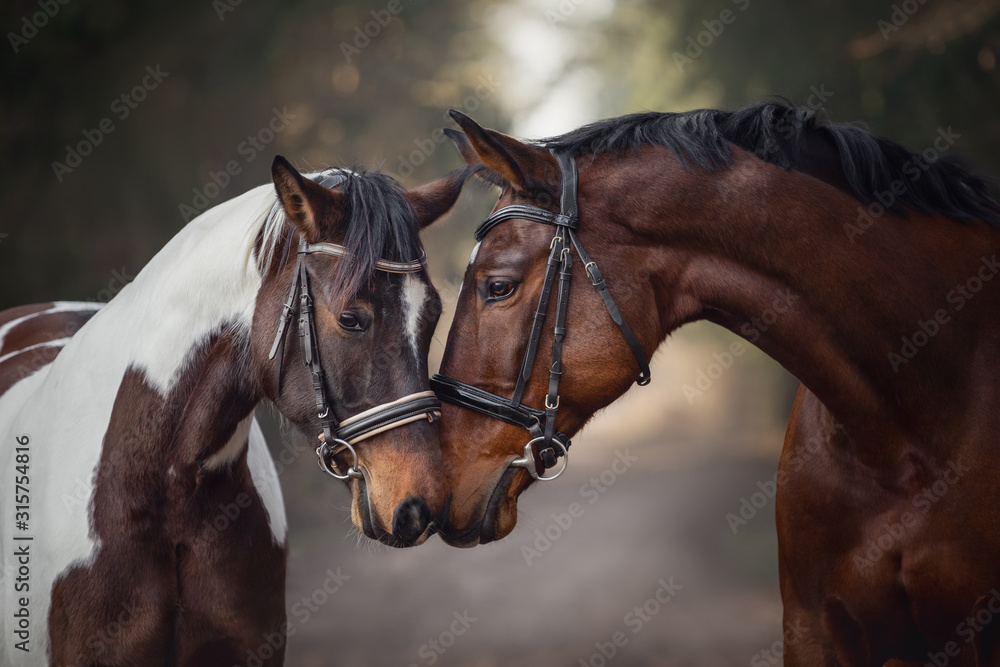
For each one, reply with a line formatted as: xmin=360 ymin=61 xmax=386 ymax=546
xmin=430 ymin=104 xmax=1000 ymax=664
xmin=0 ymin=156 xmax=465 ymax=665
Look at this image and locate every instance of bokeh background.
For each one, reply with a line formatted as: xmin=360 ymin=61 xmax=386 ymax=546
xmin=3 ymin=0 xmax=1000 ymax=664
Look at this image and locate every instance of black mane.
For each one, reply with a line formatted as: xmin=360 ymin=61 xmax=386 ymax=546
xmin=308 ymin=168 xmax=422 ymax=299
xmin=540 ymin=101 xmax=1000 ymax=227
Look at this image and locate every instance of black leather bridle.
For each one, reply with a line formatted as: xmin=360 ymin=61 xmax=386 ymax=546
xmin=430 ymin=150 xmax=650 ymax=480
xmin=267 ymin=170 xmax=442 ymax=480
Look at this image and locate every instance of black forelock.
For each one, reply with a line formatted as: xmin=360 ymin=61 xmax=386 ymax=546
xmin=308 ymin=168 xmax=422 ymax=300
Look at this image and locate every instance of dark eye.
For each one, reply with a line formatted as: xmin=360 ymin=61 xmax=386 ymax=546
xmin=486 ymin=279 xmax=517 ymax=301
xmin=338 ymin=311 xmax=363 ymax=331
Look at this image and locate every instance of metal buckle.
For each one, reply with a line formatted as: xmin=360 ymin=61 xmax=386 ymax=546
xmin=316 ymin=438 xmax=362 ymax=480
xmin=510 ymin=436 xmax=569 ymax=481
xmin=545 ymin=395 xmax=559 ymax=410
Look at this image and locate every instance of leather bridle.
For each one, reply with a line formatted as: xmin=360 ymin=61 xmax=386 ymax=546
xmin=267 ymin=170 xmax=442 ymax=480
xmin=430 ymin=150 xmax=650 ymax=481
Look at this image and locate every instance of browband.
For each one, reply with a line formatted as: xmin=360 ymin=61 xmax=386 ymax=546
xmin=302 ymin=242 xmax=427 ymax=274
xmin=475 ymin=204 xmax=578 ymax=241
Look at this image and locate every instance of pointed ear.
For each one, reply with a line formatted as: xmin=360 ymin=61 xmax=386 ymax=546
xmin=443 ymin=128 xmax=480 ymax=169
xmin=405 ymin=167 xmax=470 ymax=229
xmin=447 ymin=110 xmax=557 ymax=193
xmin=270 ymin=156 xmax=341 ymax=242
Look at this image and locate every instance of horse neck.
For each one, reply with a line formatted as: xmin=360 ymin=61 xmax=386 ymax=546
xmin=64 ymin=186 xmax=272 ymax=473
xmin=110 ymin=186 xmax=269 ymax=393
xmin=603 ymin=148 xmax=1000 ymax=451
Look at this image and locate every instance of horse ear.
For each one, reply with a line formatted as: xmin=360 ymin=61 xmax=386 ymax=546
xmin=446 ymin=110 xmax=556 ymax=193
xmin=270 ymin=156 xmax=341 ymax=242
xmin=405 ymin=167 xmax=469 ymax=229
xmin=443 ymin=128 xmax=481 ymax=170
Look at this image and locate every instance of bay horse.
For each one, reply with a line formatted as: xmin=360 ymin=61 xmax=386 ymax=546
xmin=430 ymin=103 xmax=1000 ymax=665
xmin=0 ymin=156 xmax=465 ymax=665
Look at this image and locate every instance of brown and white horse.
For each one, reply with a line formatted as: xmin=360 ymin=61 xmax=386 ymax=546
xmin=0 ymin=156 xmax=464 ymax=665
xmin=432 ymin=103 xmax=1000 ymax=664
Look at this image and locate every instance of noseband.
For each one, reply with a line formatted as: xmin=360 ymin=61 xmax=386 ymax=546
xmin=430 ymin=150 xmax=650 ymax=481
xmin=267 ymin=171 xmax=441 ymax=480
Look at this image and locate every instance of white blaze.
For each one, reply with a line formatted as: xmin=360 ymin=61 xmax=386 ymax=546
xmin=458 ymin=242 xmax=482 ymax=299
xmin=401 ymin=274 xmax=428 ymax=359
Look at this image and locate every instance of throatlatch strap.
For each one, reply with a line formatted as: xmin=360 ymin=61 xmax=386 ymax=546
xmin=568 ymin=230 xmax=651 ymax=385
xmin=297 ymin=258 xmax=338 ymax=436
xmin=268 ymin=256 xmax=303 ymax=391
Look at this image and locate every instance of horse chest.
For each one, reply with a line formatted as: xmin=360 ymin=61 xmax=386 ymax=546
xmin=778 ymin=390 xmax=1000 ymax=657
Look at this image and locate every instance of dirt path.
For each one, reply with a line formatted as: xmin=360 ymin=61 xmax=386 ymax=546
xmin=270 ymin=320 xmax=797 ymax=666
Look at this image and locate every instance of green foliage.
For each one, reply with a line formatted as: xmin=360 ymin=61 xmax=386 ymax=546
xmin=583 ymin=0 xmax=1000 ymax=170
xmin=2 ymin=0 xmax=997 ymax=307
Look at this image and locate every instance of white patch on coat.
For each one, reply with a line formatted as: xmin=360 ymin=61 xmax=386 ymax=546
xmin=401 ymin=274 xmax=428 ymax=359
xmin=458 ymin=241 xmax=481 ymax=299
xmin=203 ymin=415 xmax=253 ymax=470
xmin=0 ymin=301 xmax=102 ymax=351
xmin=246 ymin=418 xmax=287 ymax=545
xmin=0 ymin=182 xmax=284 ymax=661
xmin=0 ymin=337 xmax=72 ymax=365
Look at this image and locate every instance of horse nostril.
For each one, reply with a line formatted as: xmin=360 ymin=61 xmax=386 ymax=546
xmin=391 ymin=496 xmax=431 ymax=545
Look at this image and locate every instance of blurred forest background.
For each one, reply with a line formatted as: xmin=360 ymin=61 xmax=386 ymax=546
xmin=3 ymin=0 xmax=999 ymax=664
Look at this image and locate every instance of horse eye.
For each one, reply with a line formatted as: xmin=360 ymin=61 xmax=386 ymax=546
xmin=338 ymin=312 xmax=363 ymax=331
xmin=487 ymin=279 xmax=516 ymax=301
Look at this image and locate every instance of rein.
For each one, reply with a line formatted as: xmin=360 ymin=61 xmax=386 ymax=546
xmin=267 ymin=172 xmax=441 ymax=480
xmin=430 ymin=150 xmax=650 ymax=481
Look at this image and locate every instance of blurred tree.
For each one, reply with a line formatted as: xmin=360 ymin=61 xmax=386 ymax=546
xmin=582 ymin=0 xmax=1000 ymax=173
xmin=0 ymin=0 xmax=505 ymax=308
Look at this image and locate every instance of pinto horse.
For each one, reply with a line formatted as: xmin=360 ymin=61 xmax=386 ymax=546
xmin=0 ymin=156 xmax=464 ymax=665
xmin=431 ymin=103 xmax=1000 ymax=664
